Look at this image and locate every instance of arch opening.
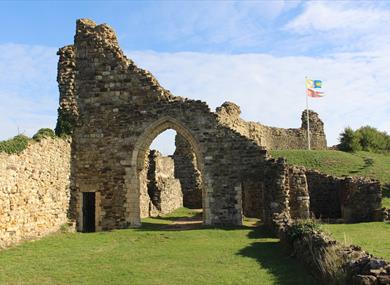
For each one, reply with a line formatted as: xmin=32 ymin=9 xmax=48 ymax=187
xmin=126 ymin=117 xmax=207 ymax=227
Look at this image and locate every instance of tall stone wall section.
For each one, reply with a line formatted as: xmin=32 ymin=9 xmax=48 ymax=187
xmin=0 ymin=138 xmax=71 ymax=248
xmin=172 ymin=134 xmax=202 ymax=208
xmin=147 ymin=150 xmax=183 ymax=216
xmin=64 ymin=19 xmax=268 ymax=229
xmin=216 ymin=101 xmax=327 ymax=150
xmin=55 ymin=45 xmax=78 ymax=136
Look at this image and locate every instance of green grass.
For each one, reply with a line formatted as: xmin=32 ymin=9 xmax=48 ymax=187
xmin=323 ymin=222 xmax=390 ymax=260
xmin=0 ymin=208 xmax=315 ymax=285
xmin=270 ymin=150 xmax=390 ymax=207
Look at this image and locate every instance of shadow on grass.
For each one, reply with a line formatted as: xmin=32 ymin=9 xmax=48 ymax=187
xmin=137 ymin=213 xmax=315 ymax=284
xmin=236 ymin=225 xmax=315 ymax=285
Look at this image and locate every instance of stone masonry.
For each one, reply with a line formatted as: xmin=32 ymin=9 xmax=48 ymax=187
xmin=216 ymin=101 xmax=327 ymax=150
xmin=306 ymin=170 xmax=383 ymax=222
xmin=172 ymin=134 xmax=202 ymax=209
xmin=0 ymin=138 xmax=71 ymax=248
xmin=147 ymin=150 xmax=183 ymax=216
xmin=54 ymin=19 xmax=381 ymax=232
xmin=59 ymin=19 xmax=270 ymax=230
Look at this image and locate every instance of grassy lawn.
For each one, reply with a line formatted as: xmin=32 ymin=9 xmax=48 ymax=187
xmin=270 ymin=150 xmax=390 ymax=207
xmin=0 ymin=208 xmax=315 ymax=285
xmin=323 ymin=222 xmax=390 ymax=260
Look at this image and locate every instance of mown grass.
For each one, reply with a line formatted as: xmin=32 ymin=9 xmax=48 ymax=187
xmin=323 ymin=222 xmax=390 ymax=260
xmin=0 ymin=208 xmax=315 ymax=285
xmin=270 ymin=150 xmax=390 ymax=207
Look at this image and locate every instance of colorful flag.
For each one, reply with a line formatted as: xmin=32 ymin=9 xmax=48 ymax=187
xmin=313 ymin=80 xmax=322 ymax=88
xmin=305 ymin=79 xmax=314 ymax=89
xmin=307 ymin=88 xmax=325 ymax=98
xmin=306 ymin=78 xmax=325 ymax=98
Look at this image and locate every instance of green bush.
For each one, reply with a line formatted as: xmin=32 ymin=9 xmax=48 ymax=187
xmin=33 ymin=128 xmax=55 ymax=141
xmin=339 ymin=126 xmax=390 ymax=153
xmin=288 ymin=219 xmax=322 ymax=241
xmin=339 ymin=127 xmax=361 ymax=152
xmin=0 ymin=135 xmax=30 ymax=154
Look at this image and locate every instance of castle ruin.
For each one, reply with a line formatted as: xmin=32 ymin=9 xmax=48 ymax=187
xmin=0 ymin=19 xmax=382 ymax=247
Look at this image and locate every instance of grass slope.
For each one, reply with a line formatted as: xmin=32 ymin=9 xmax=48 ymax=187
xmin=270 ymin=150 xmax=390 ymax=207
xmin=0 ymin=208 xmax=315 ymax=285
xmin=323 ymin=222 xmax=390 ymax=260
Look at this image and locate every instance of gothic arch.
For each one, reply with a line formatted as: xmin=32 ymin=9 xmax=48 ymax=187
xmin=125 ymin=116 xmax=209 ymax=226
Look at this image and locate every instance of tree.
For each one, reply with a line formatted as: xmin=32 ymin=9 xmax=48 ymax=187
xmin=338 ymin=127 xmax=361 ymax=152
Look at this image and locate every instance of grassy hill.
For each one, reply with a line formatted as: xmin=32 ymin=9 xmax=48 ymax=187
xmin=269 ymin=150 xmax=390 ymax=208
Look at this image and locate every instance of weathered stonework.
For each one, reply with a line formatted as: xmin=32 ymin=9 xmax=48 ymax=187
xmin=306 ymin=170 xmax=382 ymax=222
xmin=0 ymin=138 xmax=72 ymax=248
xmin=63 ymin=19 xmax=267 ymax=230
xmin=216 ymin=101 xmax=327 ymax=150
xmin=54 ymin=19 xmax=381 ymax=234
xmin=147 ymin=150 xmax=183 ymax=216
xmin=172 ymin=134 xmax=202 ymax=209
xmin=55 ymin=45 xmax=78 ymax=136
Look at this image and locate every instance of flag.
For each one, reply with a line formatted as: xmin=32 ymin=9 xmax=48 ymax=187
xmin=307 ymin=88 xmax=325 ymax=98
xmin=305 ymin=79 xmax=313 ymax=89
xmin=306 ymin=78 xmax=325 ymax=98
xmin=313 ymin=80 xmax=322 ymax=88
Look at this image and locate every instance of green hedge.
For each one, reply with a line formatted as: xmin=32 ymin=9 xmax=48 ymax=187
xmin=0 ymin=135 xmax=31 ymax=154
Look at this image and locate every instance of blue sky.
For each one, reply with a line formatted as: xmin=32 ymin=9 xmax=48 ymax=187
xmin=1 ymin=1 xmax=390 ymax=154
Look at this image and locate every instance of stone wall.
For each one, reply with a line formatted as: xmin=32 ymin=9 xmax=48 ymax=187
xmin=216 ymin=101 xmax=327 ymax=150
xmin=64 ymin=19 xmax=268 ymax=229
xmin=275 ymin=219 xmax=390 ymax=285
xmin=306 ymin=170 xmax=383 ymax=222
xmin=147 ymin=150 xmax=183 ymax=216
xmin=0 ymin=138 xmax=71 ymax=248
xmin=172 ymin=134 xmax=202 ymax=208
xmin=55 ymin=45 xmax=78 ymax=136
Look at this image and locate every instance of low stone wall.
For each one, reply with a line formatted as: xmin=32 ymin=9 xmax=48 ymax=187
xmin=306 ymin=170 xmax=382 ymax=222
xmin=147 ymin=150 xmax=183 ymax=216
xmin=0 ymin=138 xmax=71 ymax=248
xmin=274 ymin=219 xmax=390 ymax=285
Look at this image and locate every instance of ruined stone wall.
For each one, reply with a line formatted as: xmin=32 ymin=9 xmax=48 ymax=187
xmin=172 ymin=134 xmax=202 ymax=209
xmin=147 ymin=150 xmax=183 ymax=216
xmin=0 ymin=138 xmax=71 ymax=248
xmin=65 ymin=19 xmax=268 ymax=229
xmin=242 ymin=179 xmax=263 ymax=218
xmin=55 ymin=45 xmax=78 ymax=136
xmin=216 ymin=102 xmax=327 ymax=150
xmin=306 ymin=170 xmax=382 ymax=222
xmin=262 ymin=158 xmax=310 ymax=226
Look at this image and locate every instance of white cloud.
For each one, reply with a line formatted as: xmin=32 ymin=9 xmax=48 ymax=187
xmin=284 ymin=2 xmax=390 ymax=53
xmin=128 ymin=50 xmax=390 ymax=148
xmin=1 ymin=43 xmax=389 ymax=153
xmin=286 ymin=2 xmax=389 ymax=33
xmin=0 ymin=43 xmax=58 ymax=140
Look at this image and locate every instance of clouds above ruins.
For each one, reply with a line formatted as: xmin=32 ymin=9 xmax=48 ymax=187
xmin=0 ymin=1 xmax=389 ymax=153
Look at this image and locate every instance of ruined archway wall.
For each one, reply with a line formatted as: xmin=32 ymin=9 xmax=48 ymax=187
xmin=216 ymin=102 xmax=327 ymax=150
xmin=68 ymin=19 xmax=268 ymax=229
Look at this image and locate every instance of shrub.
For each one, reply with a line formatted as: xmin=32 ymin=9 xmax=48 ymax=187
xmin=0 ymin=135 xmax=30 ymax=154
xmin=356 ymin=126 xmax=389 ymax=152
xmin=33 ymin=128 xmax=56 ymax=141
xmin=288 ymin=219 xmax=322 ymax=241
xmin=339 ymin=126 xmax=390 ymax=153
xmin=339 ymin=127 xmax=361 ymax=152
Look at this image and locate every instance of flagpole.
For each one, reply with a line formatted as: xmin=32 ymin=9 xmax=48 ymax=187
xmin=305 ymin=76 xmax=311 ymax=150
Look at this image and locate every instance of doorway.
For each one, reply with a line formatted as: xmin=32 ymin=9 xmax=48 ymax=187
xmin=82 ymin=192 xmax=96 ymax=232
